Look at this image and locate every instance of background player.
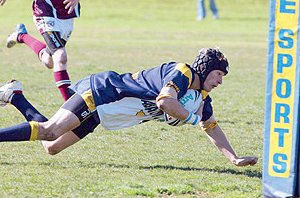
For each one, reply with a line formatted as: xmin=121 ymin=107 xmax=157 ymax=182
xmin=1 ymin=0 xmax=80 ymax=101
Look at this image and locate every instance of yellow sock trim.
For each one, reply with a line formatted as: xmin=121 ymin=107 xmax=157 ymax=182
xmin=202 ymin=121 xmax=218 ymax=132
xmin=29 ymin=121 xmax=39 ymax=141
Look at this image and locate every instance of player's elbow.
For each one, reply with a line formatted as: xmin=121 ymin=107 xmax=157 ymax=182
xmin=156 ymin=98 xmax=171 ymax=111
xmin=157 ymin=101 xmax=167 ymax=112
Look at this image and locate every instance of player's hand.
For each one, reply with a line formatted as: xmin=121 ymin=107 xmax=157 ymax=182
xmin=232 ymin=156 xmax=258 ymax=167
xmin=63 ymin=0 xmax=79 ymax=14
xmin=0 ymin=0 xmax=7 ymax=6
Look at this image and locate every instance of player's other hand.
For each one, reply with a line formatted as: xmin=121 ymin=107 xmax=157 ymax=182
xmin=63 ymin=0 xmax=79 ymax=14
xmin=0 ymin=0 xmax=7 ymax=6
xmin=232 ymin=156 xmax=258 ymax=167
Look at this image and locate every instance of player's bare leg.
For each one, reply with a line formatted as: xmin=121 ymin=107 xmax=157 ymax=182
xmin=37 ymin=108 xmax=80 ymax=140
xmin=42 ymin=131 xmax=80 ymax=155
xmin=52 ymin=47 xmax=71 ymax=101
xmin=0 ymin=86 xmax=80 ymax=142
xmin=39 ymin=48 xmax=54 ymax=69
xmin=52 ymin=48 xmax=68 ymax=72
xmin=6 ymin=24 xmax=51 ymax=69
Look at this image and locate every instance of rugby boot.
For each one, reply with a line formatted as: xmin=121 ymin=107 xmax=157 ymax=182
xmin=0 ymin=80 xmax=23 ymax=107
xmin=6 ymin=24 xmax=28 ymax=48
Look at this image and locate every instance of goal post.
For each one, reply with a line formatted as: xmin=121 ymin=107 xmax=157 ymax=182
xmin=263 ymin=0 xmax=300 ymax=197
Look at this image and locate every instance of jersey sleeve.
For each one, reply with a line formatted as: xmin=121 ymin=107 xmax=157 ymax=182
xmin=162 ymin=63 xmax=194 ymax=99
xmin=201 ymin=95 xmax=213 ymax=121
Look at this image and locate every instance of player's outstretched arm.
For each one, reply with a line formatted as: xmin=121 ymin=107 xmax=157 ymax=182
xmin=63 ymin=0 xmax=79 ymax=14
xmin=200 ymin=116 xmax=258 ymax=167
xmin=0 ymin=0 xmax=7 ymax=6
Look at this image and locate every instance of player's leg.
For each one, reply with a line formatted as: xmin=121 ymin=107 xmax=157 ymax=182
xmin=0 ymin=79 xmax=99 ymax=152
xmin=6 ymin=24 xmax=53 ymax=69
xmin=51 ymin=46 xmax=71 ymax=101
xmin=41 ymin=131 xmax=80 ymax=155
xmin=0 ymin=80 xmax=53 ymax=142
xmin=38 ymin=79 xmax=95 ymax=155
xmin=0 ymin=80 xmax=77 ymax=142
xmin=197 ymin=0 xmax=206 ymax=20
xmin=37 ymin=107 xmax=80 ymax=140
xmin=40 ymin=79 xmax=100 ymax=154
xmin=39 ymin=48 xmax=54 ymax=69
xmin=209 ymin=0 xmax=219 ymax=19
xmin=0 ymin=96 xmax=80 ymax=142
xmin=37 ymin=88 xmax=98 ymax=141
xmin=42 ymin=109 xmax=99 ymax=155
xmin=0 ymin=81 xmax=88 ymax=154
xmin=0 ymin=80 xmax=67 ymax=152
xmin=0 ymin=80 xmax=47 ymax=122
xmin=39 ymin=17 xmax=74 ymax=101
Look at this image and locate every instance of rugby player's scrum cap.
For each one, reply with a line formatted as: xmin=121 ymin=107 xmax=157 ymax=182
xmin=191 ymin=48 xmax=229 ymax=89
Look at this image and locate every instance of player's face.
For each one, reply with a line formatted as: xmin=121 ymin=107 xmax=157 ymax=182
xmin=203 ymin=70 xmax=225 ymax=92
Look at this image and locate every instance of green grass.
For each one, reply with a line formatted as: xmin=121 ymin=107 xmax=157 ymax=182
xmin=0 ymin=0 xmax=268 ymax=197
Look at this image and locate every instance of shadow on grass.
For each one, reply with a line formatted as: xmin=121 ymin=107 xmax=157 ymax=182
xmin=78 ymin=162 xmax=262 ymax=179
xmin=0 ymin=162 xmax=12 ymax=165
xmin=141 ymin=164 xmax=261 ymax=178
xmin=0 ymin=161 xmax=261 ymax=179
xmin=220 ymin=17 xmax=267 ymax=21
xmin=75 ymin=162 xmax=262 ymax=179
xmin=218 ymin=120 xmax=264 ymax=125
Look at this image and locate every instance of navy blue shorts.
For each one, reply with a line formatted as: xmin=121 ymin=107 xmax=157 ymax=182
xmin=61 ymin=76 xmax=100 ymax=139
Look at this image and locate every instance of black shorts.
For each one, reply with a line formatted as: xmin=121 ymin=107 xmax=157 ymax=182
xmin=42 ymin=31 xmax=67 ymax=54
xmin=61 ymin=76 xmax=100 ymax=139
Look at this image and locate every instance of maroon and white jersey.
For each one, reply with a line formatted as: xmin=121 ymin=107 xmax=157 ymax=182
xmin=32 ymin=0 xmax=80 ymax=19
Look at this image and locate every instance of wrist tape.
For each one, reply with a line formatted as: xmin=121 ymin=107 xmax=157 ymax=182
xmin=183 ymin=113 xmax=201 ymax=125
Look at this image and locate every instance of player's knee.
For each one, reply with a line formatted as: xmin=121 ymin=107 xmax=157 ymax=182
xmin=39 ymin=123 xmax=61 ymax=141
xmin=44 ymin=131 xmax=59 ymax=141
xmin=40 ymin=49 xmax=54 ymax=69
xmin=42 ymin=55 xmax=54 ymax=69
xmin=58 ymin=53 xmax=67 ymax=65
xmin=53 ymin=48 xmax=68 ymax=65
xmin=44 ymin=144 xmax=61 ymax=155
xmin=156 ymin=98 xmax=168 ymax=111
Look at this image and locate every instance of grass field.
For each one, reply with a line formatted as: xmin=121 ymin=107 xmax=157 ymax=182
xmin=0 ymin=0 xmax=268 ymax=197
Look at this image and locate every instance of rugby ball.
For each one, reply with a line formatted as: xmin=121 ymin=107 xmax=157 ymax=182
xmin=164 ymin=89 xmax=202 ymax=126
